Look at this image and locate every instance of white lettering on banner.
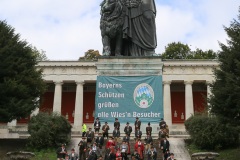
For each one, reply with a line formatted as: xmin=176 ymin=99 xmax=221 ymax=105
xmin=97 ymin=111 xmax=160 ymax=118
xmin=133 ymin=112 xmax=160 ymax=118
xmin=98 ymin=82 xmax=122 ymax=89
xmin=98 ymin=102 xmax=119 ymax=109
xmin=111 ymin=112 xmax=126 ymax=117
xmin=98 ymin=112 xmax=109 ymax=117
xmin=98 ymin=92 xmax=125 ymax=98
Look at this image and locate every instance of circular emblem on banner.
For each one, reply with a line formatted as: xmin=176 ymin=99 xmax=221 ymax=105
xmin=133 ymin=83 xmax=154 ymax=108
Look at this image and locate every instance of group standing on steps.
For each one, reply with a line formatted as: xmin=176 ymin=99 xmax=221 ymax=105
xmin=56 ymin=117 xmax=175 ymax=160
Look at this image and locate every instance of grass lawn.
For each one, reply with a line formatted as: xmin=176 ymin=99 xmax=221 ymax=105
xmin=30 ymin=149 xmax=56 ymax=160
xmin=185 ymin=139 xmax=240 ymax=160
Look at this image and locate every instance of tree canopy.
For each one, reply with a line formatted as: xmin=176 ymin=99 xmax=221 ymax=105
xmin=0 ymin=20 xmax=46 ymax=122
xmin=209 ymin=7 xmax=240 ymax=126
xmin=31 ymin=46 xmax=48 ymax=61
xmin=28 ymin=112 xmax=71 ymax=149
xmin=161 ymin=42 xmax=218 ymax=59
xmin=79 ymin=49 xmax=101 ymax=60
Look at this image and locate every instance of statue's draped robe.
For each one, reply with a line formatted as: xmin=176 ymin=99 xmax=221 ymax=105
xmin=123 ymin=0 xmax=157 ymax=56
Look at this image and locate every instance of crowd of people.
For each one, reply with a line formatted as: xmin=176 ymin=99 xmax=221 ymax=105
xmin=56 ymin=117 xmax=175 ymax=160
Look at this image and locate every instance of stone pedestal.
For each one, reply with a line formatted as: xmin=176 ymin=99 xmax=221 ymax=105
xmin=96 ymin=57 xmax=163 ymax=76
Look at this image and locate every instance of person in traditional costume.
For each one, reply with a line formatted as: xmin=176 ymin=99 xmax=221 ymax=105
xmin=134 ymin=139 xmax=144 ymax=160
xmin=106 ymin=136 xmax=116 ymax=150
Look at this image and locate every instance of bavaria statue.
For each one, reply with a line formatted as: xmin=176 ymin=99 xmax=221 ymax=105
xmin=100 ymin=0 xmax=157 ymax=56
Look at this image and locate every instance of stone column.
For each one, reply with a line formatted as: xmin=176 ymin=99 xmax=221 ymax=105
xmin=163 ymin=81 xmax=172 ymax=127
xmin=185 ymin=81 xmax=194 ymax=120
xmin=206 ymin=81 xmax=212 ymax=114
xmin=206 ymin=81 xmax=212 ymax=99
xmin=74 ymin=81 xmax=84 ymax=131
xmin=53 ymin=81 xmax=63 ymax=113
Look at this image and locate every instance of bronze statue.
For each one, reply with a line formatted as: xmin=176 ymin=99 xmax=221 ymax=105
xmin=100 ymin=0 xmax=157 ymax=56
xmin=100 ymin=0 xmax=125 ymax=56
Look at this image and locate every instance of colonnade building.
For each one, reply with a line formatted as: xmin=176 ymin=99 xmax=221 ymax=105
xmin=4 ymin=59 xmax=218 ymax=132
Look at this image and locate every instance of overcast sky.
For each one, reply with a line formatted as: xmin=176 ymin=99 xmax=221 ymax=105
xmin=0 ymin=0 xmax=239 ymax=60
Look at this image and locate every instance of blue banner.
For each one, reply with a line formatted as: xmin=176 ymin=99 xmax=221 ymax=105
xmin=95 ymin=76 xmax=163 ymax=123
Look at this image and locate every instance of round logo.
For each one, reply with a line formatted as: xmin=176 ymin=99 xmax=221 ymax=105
xmin=133 ymin=83 xmax=154 ymax=108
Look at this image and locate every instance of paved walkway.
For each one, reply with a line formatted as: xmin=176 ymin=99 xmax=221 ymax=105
xmin=67 ymin=137 xmax=191 ymax=160
xmin=169 ymin=138 xmax=191 ymax=160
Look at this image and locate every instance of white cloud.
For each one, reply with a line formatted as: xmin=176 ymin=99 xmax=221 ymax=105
xmin=0 ymin=0 xmax=239 ymax=59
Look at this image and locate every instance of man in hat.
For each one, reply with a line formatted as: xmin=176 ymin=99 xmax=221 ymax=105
xmin=146 ymin=122 xmax=152 ymax=136
xmin=114 ymin=118 xmax=120 ymax=130
xmin=122 ymin=133 xmax=130 ymax=143
xmin=159 ymin=118 xmax=166 ymax=129
xmin=95 ymin=132 xmax=104 ymax=149
xmin=124 ymin=122 xmax=132 ymax=137
xmin=86 ymin=128 xmax=95 ymax=145
xmin=135 ymin=128 xmax=142 ymax=139
xmin=78 ymin=137 xmax=87 ymax=160
xmin=113 ymin=126 xmax=120 ymax=143
xmin=160 ymin=137 xmax=170 ymax=154
xmin=144 ymin=133 xmax=153 ymax=154
xmin=56 ymin=143 xmax=67 ymax=160
xmin=102 ymin=121 xmax=110 ymax=139
xmin=69 ymin=148 xmax=79 ymax=160
xmin=94 ymin=117 xmax=101 ymax=133
xmin=134 ymin=117 xmax=141 ymax=131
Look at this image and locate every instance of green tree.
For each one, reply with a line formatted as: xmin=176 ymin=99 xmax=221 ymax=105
xmin=79 ymin=49 xmax=101 ymax=60
xmin=190 ymin=48 xmax=218 ymax=59
xmin=185 ymin=114 xmax=239 ymax=149
xmin=209 ymin=8 xmax=240 ymax=126
xmin=161 ymin=42 xmax=191 ymax=59
xmin=161 ymin=42 xmax=218 ymax=59
xmin=0 ymin=20 xmax=46 ymax=122
xmin=28 ymin=112 xmax=72 ymax=149
xmin=31 ymin=46 xmax=48 ymax=61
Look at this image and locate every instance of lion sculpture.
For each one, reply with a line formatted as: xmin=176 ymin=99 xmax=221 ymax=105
xmin=100 ymin=0 xmax=125 ymax=56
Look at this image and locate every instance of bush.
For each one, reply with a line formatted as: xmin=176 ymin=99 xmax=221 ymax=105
xmin=185 ymin=114 xmax=239 ymax=150
xmin=27 ymin=112 xmax=72 ymax=149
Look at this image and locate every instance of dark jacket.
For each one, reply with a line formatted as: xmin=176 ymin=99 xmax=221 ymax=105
xmin=146 ymin=126 xmax=152 ymax=135
xmin=144 ymin=136 xmax=153 ymax=145
xmin=56 ymin=147 xmax=67 ymax=159
xmin=86 ymin=131 xmax=95 ymax=141
xmin=123 ymin=136 xmax=130 ymax=143
xmin=135 ymin=130 xmax=142 ymax=138
xmin=113 ymin=129 xmax=120 ymax=137
xmin=134 ymin=120 xmax=141 ymax=130
xmin=87 ymin=150 xmax=97 ymax=160
xmin=160 ymin=139 xmax=170 ymax=151
xmin=94 ymin=121 xmax=101 ymax=129
xmin=95 ymin=136 xmax=104 ymax=146
xmin=114 ymin=121 xmax=120 ymax=130
xmin=124 ymin=125 xmax=132 ymax=135
xmin=147 ymin=150 xmax=157 ymax=160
